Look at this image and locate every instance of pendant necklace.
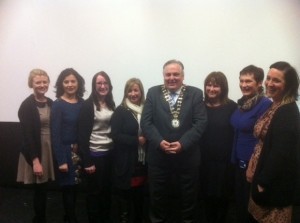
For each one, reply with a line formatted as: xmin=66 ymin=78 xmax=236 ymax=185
xmin=161 ymin=85 xmax=185 ymax=128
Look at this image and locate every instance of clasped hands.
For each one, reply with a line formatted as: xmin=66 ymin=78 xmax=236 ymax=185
xmin=160 ymin=140 xmax=182 ymax=154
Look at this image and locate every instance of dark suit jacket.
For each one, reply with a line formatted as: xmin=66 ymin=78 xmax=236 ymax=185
xmin=251 ymin=102 xmax=300 ymax=207
xmin=141 ymin=85 xmax=207 ymax=168
xmin=18 ymin=94 xmax=53 ymax=166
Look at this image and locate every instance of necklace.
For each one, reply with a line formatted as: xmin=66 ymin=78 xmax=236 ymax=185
xmin=161 ymin=85 xmax=185 ymax=128
xmin=206 ymin=101 xmax=221 ymax=108
xmin=35 ymin=95 xmax=47 ymax=103
xmin=61 ymin=95 xmax=78 ymax=103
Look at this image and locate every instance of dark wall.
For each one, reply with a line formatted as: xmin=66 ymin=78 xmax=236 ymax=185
xmin=0 ymin=122 xmax=22 ymax=186
xmin=0 ymin=122 xmax=60 ymax=189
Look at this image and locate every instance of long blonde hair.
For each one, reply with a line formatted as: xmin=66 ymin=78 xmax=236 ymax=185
xmin=121 ymin=78 xmax=145 ymax=106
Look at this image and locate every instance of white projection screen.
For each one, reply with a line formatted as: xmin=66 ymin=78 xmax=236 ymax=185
xmin=0 ymin=0 xmax=300 ymax=121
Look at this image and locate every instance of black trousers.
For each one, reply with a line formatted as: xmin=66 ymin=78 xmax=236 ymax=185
xmin=86 ymin=154 xmax=112 ymax=223
xmin=203 ymin=195 xmax=229 ymax=223
xmin=235 ymin=165 xmax=251 ymax=223
xmin=112 ymin=186 xmax=146 ymax=223
xmin=148 ymin=165 xmax=199 ymax=223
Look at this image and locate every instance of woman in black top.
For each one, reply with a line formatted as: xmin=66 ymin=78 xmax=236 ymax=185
xmin=200 ymin=72 xmax=237 ymax=223
xmin=111 ymin=78 xmax=147 ymax=223
xmin=247 ymin=62 xmax=300 ymax=223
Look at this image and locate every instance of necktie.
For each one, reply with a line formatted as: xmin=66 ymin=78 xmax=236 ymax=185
xmin=170 ymin=92 xmax=177 ymax=107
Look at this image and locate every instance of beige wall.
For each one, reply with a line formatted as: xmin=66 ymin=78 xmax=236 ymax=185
xmin=1 ymin=0 xmax=300 ymax=121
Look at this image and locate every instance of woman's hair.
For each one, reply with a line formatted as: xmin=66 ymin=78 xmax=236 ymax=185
xmin=204 ymin=71 xmax=229 ymax=104
xmin=121 ymin=78 xmax=145 ymax=106
xmin=90 ymin=71 xmax=115 ymax=111
xmin=28 ymin=69 xmax=50 ymax=88
xmin=54 ymin=68 xmax=85 ymax=98
xmin=269 ymin=61 xmax=299 ymax=102
xmin=240 ymin=65 xmax=264 ymax=94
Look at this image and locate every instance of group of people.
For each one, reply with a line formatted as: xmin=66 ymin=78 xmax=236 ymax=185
xmin=16 ymin=68 xmax=146 ymax=223
xmin=16 ymin=59 xmax=300 ymax=223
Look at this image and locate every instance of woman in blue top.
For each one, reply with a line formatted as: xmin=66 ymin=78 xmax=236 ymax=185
xmin=231 ymin=65 xmax=272 ymax=223
xmin=51 ymin=68 xmax=85 ymax=223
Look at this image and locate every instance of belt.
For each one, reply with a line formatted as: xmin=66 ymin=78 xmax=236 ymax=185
xmin=238 ymin=160 xmax=248 ymax=169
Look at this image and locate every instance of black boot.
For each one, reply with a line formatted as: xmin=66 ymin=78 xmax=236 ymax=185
xmin=64 ymin=215 xmax=70 ymax=223
xmin=120 ymin=211 xmax=129 ymax=223
xmin=32 ymin=215 xmax=46 ymax=223
xmin=64 ymin=214 xmax=78 ymax=223
xmin=87 ymin=194 xmax=100 ymax=223
xmin=119 ymin=193 xmax=130 ymax=223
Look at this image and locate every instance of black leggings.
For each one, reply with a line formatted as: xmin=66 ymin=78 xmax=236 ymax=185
xmin=33 ymin=183 xmax=47 ymax=223
xmin=62 ymin=185 xmax=78 ymax=222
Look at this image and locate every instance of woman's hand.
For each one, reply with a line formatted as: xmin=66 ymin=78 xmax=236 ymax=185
xmin=257 ymin=184 xmax=265 ymax=192
xmin=85 ymin=165 xmax=96 ymax=174
xmin=59 ymin=163 xmax=68 ymax=172
xmin=33 ymin=158 xmax=43 ymax=177
xmin=139 ymin=136 xmax=146 ymax=146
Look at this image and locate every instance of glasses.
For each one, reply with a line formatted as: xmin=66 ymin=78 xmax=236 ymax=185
xmin=97 ymin=82 xmax=108 ymax=86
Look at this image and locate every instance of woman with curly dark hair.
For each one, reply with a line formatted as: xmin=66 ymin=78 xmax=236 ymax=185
xmin=51 ymin=68 xmax=85 ymax=223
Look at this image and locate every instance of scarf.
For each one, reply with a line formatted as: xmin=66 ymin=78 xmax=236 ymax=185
xmin=246 ymin=101 xmax=284 ymax=183
xmin=125 ymin=98 xmax=145 ymax=164
xmin=125 ymin=98 xmax=143 ymax=123
xmin=238 ymin=93 xmax=264 ymax=112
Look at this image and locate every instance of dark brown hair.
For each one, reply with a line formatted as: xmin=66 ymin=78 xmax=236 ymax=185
xmin=89 ymin=71 xmax=115 ymax=111
xmin=269 ymin=61 xmax=299 ymax=102
xmin=54 ymin=68 xmax=85 ymax=98
xmin=204 ymin=71 xmax=229 ymax=104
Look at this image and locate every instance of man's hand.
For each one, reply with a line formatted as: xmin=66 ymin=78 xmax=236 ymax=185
xmin=160 ymin=140 xmax=182 ymax=154
xmin=166 ymin=141 xmax=182 ymax=154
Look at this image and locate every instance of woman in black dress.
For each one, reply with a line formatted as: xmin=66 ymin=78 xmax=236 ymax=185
xmin=200 ymin=71 xmax=237 ymax=223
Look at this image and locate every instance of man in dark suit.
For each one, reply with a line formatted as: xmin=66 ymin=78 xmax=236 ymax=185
xmin=141 ymin=59 xmax=207 ymax=223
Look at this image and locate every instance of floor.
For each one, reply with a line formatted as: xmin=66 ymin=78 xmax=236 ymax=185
xmin=0 ymin=186 xmax=87 ymax=223
xmin=0 ymin=186 xmax=299 ymax=223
